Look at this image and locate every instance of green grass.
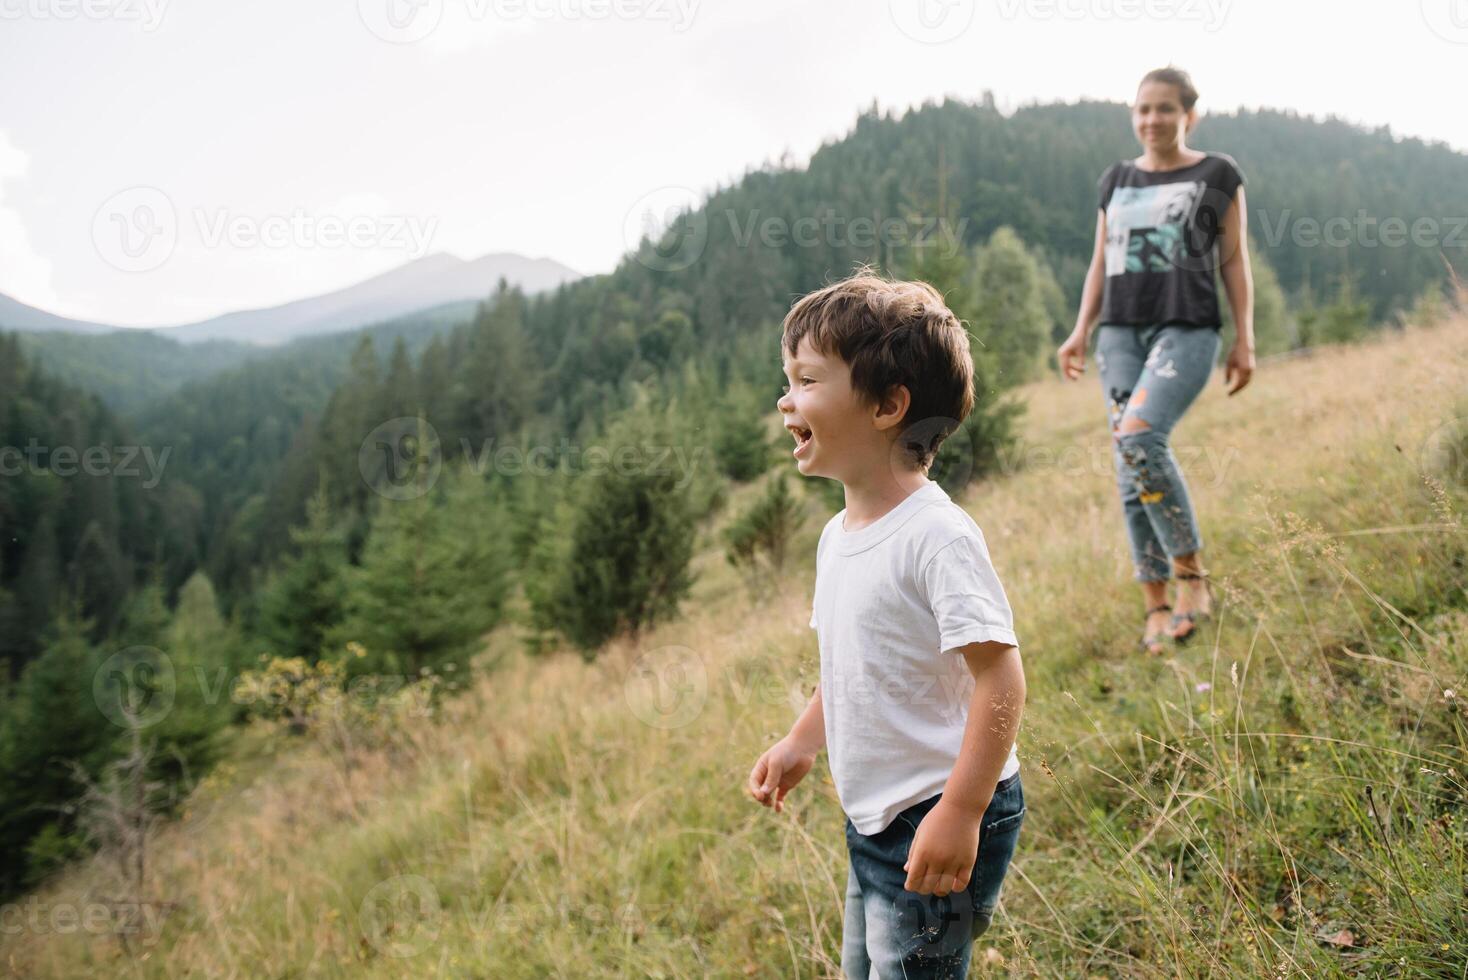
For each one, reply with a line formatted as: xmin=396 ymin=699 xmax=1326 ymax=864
xmin=4 ymin=314 xmax=1467 ymax=978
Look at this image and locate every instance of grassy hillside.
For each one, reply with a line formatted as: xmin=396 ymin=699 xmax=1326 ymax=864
xmin=5 ymin=313 xmax=1466 ymax=978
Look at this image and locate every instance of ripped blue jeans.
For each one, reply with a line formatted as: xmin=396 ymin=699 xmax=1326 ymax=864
xmin=1095 ymin=324 xmax=1220 ymax=583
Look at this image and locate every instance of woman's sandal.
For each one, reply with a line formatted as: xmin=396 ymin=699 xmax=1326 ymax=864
xmin=1140 ymin=603 xmax=1172 ymax=654
xmin=1169 ymin=570 xmax=1213 ymax=643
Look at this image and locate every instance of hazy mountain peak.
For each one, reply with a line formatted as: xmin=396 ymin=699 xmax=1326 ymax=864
xmin=0 ymin=251 xmax=582 ymax=347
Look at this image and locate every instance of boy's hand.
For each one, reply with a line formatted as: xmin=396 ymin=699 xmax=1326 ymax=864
xmin=903 ymin=798 xmax=984 ymax=895
xmin=747 ymin=737 xmax=817 ymax=814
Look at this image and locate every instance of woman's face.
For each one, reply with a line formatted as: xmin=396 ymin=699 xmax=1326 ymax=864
xmin=1131 ymin=80 xmax=1195 ymax=152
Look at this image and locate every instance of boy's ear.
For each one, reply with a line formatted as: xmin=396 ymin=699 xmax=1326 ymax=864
xmin=873 ymin=383 xmax=911 ymax=431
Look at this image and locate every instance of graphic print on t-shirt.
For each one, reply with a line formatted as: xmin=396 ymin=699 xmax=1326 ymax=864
xmin=1104 ymin=179 xmax=1204 ymax=277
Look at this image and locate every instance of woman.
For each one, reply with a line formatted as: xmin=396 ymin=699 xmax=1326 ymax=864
xmin=1056 ymin=66 xmax=1256 ymax=654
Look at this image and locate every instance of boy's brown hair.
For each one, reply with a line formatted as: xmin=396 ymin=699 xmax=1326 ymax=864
xmin=781 ymin=265 xmax=975 ymax=471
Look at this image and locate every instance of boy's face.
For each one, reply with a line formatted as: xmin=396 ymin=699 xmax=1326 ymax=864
xmin=778 ymin=334 xmax=906 ymax=481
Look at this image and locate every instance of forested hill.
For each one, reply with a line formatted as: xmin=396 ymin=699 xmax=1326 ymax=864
xmin=0 ymin=335 xmax=203 ymax=669
xmin=516 ymin=96 xmax=1467 ymax=434
xmin=24 ymin=96 xmax=1466 ymax=433
xmin=12 ymin=95 xmax=1465 ymax=634
xmin=2 ymin=92 xmax=1466 ymax=906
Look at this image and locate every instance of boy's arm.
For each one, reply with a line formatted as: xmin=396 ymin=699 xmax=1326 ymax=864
xmin=941 ymin=641 xmax=1026 ymax=818
xmin=748 ymin=683 xmax=824 ymax=812
xmin=903 ymin=640 xmax=1026 ymax=894
xmin=786 ymin=683 xmax=825 ymax=754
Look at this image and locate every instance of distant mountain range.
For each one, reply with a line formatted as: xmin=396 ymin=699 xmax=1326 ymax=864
xmin=0 ymin=251 xmax=581 ymax=347
xmin=0 ymin=293 xmax=117 ymax=336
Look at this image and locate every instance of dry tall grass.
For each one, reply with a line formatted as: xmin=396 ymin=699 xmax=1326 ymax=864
xmin=5 ymin=312 xmax=1466 ymax=978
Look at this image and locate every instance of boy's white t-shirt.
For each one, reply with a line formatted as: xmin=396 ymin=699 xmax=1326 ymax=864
xmin=809 ymin=480 xmax=1021 ymax=836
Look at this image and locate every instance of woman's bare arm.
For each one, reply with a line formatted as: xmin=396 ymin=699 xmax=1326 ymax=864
xmin=1073 ymin=209 xmax=1108 ymax=341
xmin=1057 ymin=210 xmax=1107 ymax=380
xmin=1218 ymin=185 xmax=1256 ymax=395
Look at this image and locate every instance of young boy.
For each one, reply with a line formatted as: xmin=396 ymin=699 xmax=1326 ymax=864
xmin=747 ymin=269 xmax=1027 ymax=977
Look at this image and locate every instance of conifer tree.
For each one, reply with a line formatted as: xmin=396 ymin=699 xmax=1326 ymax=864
xmin=383 ymin=336 xmax=418 ymax=420
xmin=723 ymin=472 xmax=804 ymax=597
xmin=969 ymin=226 xmax=1050 ymax=387
xmin=454 ymin=280 xmax=538 ymax=452
xmin=902 ymin=219 xmax=1027 ymax=496
xmin=253 ymin=481 xmax=349 ymax=664
xmin=318 ymin=335 xmax=382 ymax=517
xmin=331 ymin=462 xmax=510 ymax=677
xmin=712 ymin=385 xmax=774 ymax=483
xmin=0 ymin=606 xmax=113 ymax=897
xmin=550 ymin=389 xmax=699 ymax=655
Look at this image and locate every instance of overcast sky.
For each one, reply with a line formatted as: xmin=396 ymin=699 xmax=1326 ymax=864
xmin=1 ymin=0 xmax=1464 ymax=327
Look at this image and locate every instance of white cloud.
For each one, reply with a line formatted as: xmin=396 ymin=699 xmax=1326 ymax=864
xmin=0 ymin=130 xmax=59 ymax=310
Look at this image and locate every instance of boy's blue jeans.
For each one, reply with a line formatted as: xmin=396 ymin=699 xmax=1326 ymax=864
xmin=1095 ymin=323 xmax=1221 ymax=583
xmin=841 ymin=773 xmax=1025 ymax=978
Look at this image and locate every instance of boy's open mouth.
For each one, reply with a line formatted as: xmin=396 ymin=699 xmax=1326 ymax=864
xmin=788 ymin=424 xmax=813 ymax=457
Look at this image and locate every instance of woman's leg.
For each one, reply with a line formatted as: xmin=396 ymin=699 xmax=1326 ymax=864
xmin=1096 ymin=325 xmax=1176 ymax=652
xmin=1109 ymin=325 xmax=1221 ymax=617
xmin=1095 ymin=326 xmax=1172 ymax=585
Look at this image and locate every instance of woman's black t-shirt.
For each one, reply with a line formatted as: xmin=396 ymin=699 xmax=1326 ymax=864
xmin=1096 ymin=151 xmax=1246 ymax=329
